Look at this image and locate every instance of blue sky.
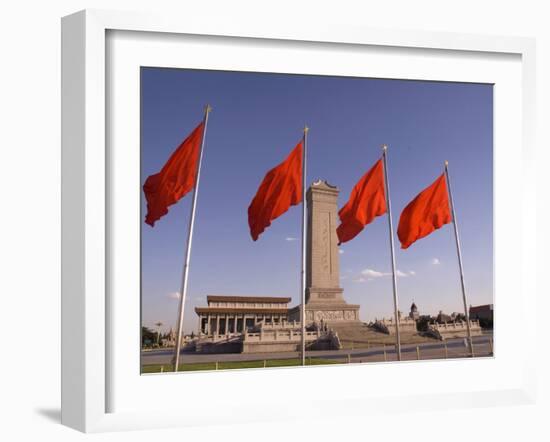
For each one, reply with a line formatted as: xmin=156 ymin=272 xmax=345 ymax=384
xmin=141 ymin=68 xmax=493 ymax=334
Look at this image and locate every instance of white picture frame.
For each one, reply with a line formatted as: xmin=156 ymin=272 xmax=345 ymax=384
xmin=61 ymin=9 xmax=537 ymax=433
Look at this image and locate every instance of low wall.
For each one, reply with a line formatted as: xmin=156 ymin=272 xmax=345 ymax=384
xmin=426 ymin=320 xmax=482 ymax=340
xmin=242 ymin=341 xmax=300 ymax=353
xmin=242 ymin=328 xmax=341 ymax=353
xmin=373 ymin=318 xmax=417 ymax=335
xmin=195 ymin=327 xmax=342 ymax=354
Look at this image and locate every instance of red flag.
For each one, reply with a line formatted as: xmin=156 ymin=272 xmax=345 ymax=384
xmin=336 ymin=158 xmax=387 ymax=244
xmin=397 ymin=173 xmax=451 ymax=249
xmin=248 ymin=142 xmax=303 ymax=241
xmin=143 ymin=122 xmax=204 ymax=227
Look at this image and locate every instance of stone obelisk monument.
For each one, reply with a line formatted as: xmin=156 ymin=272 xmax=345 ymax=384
xmin=290 ymin=180 xmax=360 ymax=325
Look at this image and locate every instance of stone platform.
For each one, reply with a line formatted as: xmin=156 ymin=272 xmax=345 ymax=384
xmin=194 ymin=323 xmax=343 ymax=354
xmin=288 ymin=302 xmax=360 ymax=324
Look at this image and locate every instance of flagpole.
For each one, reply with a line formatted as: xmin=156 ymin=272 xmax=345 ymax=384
xmin=444 ymin=160 xmax=474 ymax=357
xmin=300 ymin=126 xmax=309 ymax=366
xmin=382 ymin=145 xmax=402 ymax=361
xmin=173 ymin=105 xmax=212 ymax=371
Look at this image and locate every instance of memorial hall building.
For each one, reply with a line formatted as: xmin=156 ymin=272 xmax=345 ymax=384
xmin=194 ymin=295 xmax=291 ymax=335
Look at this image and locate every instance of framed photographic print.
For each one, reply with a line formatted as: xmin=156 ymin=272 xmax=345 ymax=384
xmin=61 ymin=9 xmax=537 ymax=433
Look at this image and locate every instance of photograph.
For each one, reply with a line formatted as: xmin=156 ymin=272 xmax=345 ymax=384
xmin=140 ymin=67 xmax=494 ymax=374
xmin=3 ymin=0 xmax=545 ymax=438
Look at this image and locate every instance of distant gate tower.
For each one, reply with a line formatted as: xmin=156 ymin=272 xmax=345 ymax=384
xmin=289 ymin=180 xmax=360 ymax=324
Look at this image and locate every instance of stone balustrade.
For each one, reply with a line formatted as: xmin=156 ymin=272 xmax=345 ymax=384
xmin=196 ymin=323 xmax=342 ymax=353
xmin=427 ymin=320 xmax=482 ymax=340
xmin=373 ymin=317 xmax=417 ymax=335
xmin=240 ymin=326 xmax=341 ymax=353
xmin=244 ymin=329 xmax=321 ymax=343
xmin=257 ymin=321 xmax=301 ymax=330
xmin=432 ymin=319 xmax=480 ymax=330
xmin=377 ymin=317 xmax=417 ymax=325
xmin=198 ymin=333 xmax=242 ymax=343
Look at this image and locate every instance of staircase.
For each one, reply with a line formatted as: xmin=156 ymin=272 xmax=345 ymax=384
xmin=328 ymin=322 xmax=436 ymax=348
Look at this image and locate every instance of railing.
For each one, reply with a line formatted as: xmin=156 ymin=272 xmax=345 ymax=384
xmin=377 ymin=317 xmax=417 ymax=325
xmin=198 ymin=326 xmax=342 ymax=348
xmin=197 ymin=333 xmax=242 ymax=343
xmin=431 ymin=319 xmax=480 ymax=330
xmin=259 ymin=321 xmax=301 ymax=330
xmin=243 ymin=329 xmax=322 ymax=343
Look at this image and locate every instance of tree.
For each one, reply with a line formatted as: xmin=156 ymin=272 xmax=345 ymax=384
xmin=141 ymin=326 xmax=157 ymax=347
xmin=477 ymin=318 xmax=493 ymax=329
xmin=155 ymin=321 xmax=163 ymax=345
xmin=416 ymin=315 xmax=432 ymax=332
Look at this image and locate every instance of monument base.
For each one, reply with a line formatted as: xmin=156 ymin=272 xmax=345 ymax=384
xmin=288 ymin=302 xmax=360 ymax=325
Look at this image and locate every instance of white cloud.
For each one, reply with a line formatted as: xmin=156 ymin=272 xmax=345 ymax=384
xmin=432 ymin=258 xmax=441 ymax=265
xmin=168 ymin=292 xmax=181 ymax=300
xmin=359 ymin=268 xmax=416 ymax=280
xmin=339 ymin=249 xmax=344 ymax=254
xmin=361 ymin=268 xmax=387 ymax=278
xmin=353 ymin=277 xmax=366 ymax=283
xmin=285 ymin=237 xmax=298 ymax=241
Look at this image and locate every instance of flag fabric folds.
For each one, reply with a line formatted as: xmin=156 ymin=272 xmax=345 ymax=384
xmin=397 ymin=173 xmax=451 ymax=249
xmin=143 ymin=122 xmax=204 ymax=227
xmin=336 ymin=158 xmax=387 ymax=244
xmin=248 ymin=142 xmax=303 ymax=241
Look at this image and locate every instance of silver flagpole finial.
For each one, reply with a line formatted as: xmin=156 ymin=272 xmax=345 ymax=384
xmin=382 ymin=144 xmax=388 ymax=151
xmin=205 ymin=104 xmax=213 ymax=114
xmin=303 ymin=125 xmax=309 ymax=134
